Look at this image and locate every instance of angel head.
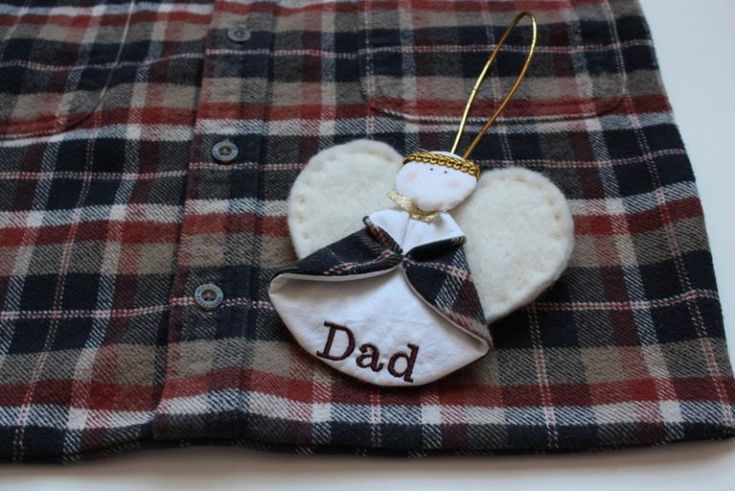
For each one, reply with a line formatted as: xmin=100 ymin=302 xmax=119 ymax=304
xmin=394 ymin=151 xmax=480 ymax=212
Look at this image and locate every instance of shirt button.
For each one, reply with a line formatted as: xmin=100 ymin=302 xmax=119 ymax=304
xmin=227 ymin=27 xmax=251 ymax=43
xmin=194 ymin=283 xmax=224 ymax=311
xmin=211 ymin=140 xmax=238 ymax=164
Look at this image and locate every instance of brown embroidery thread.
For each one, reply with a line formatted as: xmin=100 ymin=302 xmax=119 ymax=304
xmin=387 ymin=344 xmax=419 ymax=383
xmin=356 ymin=344 xmax=384 ymax=372
xmin=316 ymin=321 xmax=419 ymax=383
xmin=316 ymin=321 xmax=355 ymax=361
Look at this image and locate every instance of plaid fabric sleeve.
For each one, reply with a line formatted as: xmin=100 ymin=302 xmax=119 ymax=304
xmin=278 ymin=218 xmax=403 ymax=277
xmin=273 ymin=216 xmax=489 ymax=341
xmin=0 ymin=0 xmax=733 ymax=463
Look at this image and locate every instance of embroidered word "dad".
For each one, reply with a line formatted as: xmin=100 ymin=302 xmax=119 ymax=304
xmin=316 ymin=321 xmax=419 ymax=383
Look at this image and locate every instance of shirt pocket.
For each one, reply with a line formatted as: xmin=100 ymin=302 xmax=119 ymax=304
xmin=357 ymin=0 xmax=625 ymax=124
xmin=0 ymin=0 xmax=134 ymax=139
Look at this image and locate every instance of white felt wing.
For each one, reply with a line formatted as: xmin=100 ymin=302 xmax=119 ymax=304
xmin=453 ymin=167 xmax=574 ymax=322
xmin=288 ymin=139 xmax=574 ymax=323
xmin=288 ymin=139 xmax=402 ymax=258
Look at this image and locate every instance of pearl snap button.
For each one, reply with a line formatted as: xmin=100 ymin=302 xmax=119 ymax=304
xmin=227 ymin=27 xmax=251 ymax=43
xmin=211 ymin=140 xmax=238 ymax=164
xmin=194 ymin=283 xmax=224 ymax=311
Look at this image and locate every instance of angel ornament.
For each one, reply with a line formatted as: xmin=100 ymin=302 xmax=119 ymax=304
xmin=269 ymin=13 xmax=574 ymax=386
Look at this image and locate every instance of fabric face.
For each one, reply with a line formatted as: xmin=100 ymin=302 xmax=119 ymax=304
xmin=394 ymin=157 xmax=477 ymax=212
xmin=0 ymin=0 xmax=733 ymax=462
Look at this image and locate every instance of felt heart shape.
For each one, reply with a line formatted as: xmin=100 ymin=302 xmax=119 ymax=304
xmin=287 ymin=139 xmax=574 ymax=324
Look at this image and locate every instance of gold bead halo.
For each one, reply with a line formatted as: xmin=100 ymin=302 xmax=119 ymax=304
xmin=402 ymin=150 xmax=481 ymax=181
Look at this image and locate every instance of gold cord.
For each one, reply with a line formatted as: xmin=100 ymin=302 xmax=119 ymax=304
xmin=450 ymin=11 xmax=538 ymax=159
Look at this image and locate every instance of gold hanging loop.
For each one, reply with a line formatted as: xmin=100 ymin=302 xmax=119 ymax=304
xmin=450 ymin=11 xmax=538 ymax=159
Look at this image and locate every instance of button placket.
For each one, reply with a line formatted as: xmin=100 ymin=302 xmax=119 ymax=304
xmin=155 ymin=2 xmax=276 ymax=440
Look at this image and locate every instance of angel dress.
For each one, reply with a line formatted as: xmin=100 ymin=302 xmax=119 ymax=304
xmin=269 ymin=207 xmax=492 ymax=387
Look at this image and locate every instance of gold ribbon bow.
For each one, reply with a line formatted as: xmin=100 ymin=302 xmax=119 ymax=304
xmin=387 ymin=190 xmax=440 ymax=222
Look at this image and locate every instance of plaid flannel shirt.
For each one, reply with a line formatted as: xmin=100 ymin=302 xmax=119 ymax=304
xmin=0 ymin=0 xmax=733 ymax=463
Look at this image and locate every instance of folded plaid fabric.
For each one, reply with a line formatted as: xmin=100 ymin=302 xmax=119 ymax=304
xmin=275 ymin=215 xmax=489 ymax=338
xmin=0 ymin=0 xmax=733 ymax=463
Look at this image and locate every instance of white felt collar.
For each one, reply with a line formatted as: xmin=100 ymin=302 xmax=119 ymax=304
xmin=367 ymin=209 xmax=465 ymax=253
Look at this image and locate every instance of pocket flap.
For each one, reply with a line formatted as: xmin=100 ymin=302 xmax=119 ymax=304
xmin=358 ymin=0 xmax=625 ymax=123
xmin=0 ymin=1 xmax=133 ymax=138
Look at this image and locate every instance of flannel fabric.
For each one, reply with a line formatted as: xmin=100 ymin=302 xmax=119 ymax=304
xmin=275 ymin=215 xmax=489 ymax=340
xmin=0 ymin=0 xmax=733 ymax=463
